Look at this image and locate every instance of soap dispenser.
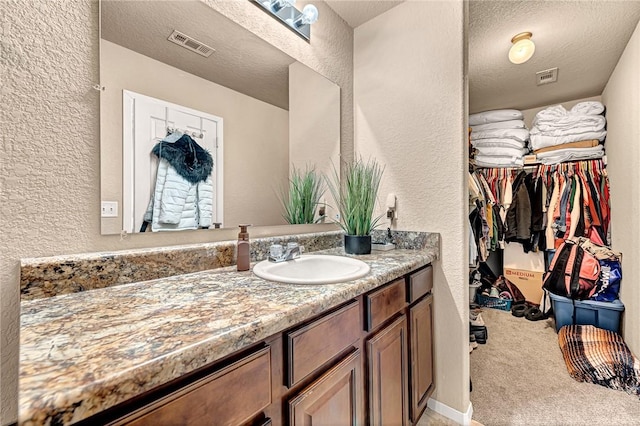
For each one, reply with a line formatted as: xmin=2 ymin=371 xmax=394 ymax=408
xmin=237 ymin=224 xmax=251 ymax=271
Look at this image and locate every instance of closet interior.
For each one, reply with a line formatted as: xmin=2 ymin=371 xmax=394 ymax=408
xmin=468 ymin=102 xmax=615 ymax=323
xmin=467 ymin=1 xmax=640 ymax=421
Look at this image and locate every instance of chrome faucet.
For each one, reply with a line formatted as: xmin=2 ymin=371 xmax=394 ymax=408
xmin=269 ymin=242 xmax=304 ymax=262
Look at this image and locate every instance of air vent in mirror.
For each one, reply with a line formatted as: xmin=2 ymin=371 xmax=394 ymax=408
xmin=536 ymin=67 xmax=558 ymax=86
xmin=168 ymin=30 xmax=215 ymax=58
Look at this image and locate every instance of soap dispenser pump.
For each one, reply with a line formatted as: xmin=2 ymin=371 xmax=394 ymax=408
xmin=237 ymin=224 xmax=251 ymax=271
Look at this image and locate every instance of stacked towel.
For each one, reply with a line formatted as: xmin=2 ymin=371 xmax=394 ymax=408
xmin=469 ymin=109 xmax=529 ymax=168
xmin=530 ymin=101 xmax=607 ymax=164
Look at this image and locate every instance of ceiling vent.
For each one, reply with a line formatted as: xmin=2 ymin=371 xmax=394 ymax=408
xmin=536 ymin=67 xmax=558 ymax=86
xmin=167 ymin=30 xmax=215 ymax=58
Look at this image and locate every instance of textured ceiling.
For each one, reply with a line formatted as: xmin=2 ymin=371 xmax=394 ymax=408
xmin=324 ymin=0 xmax=403 ymax=28
xmin=469 ymin=0 xmax=640 ymax=114
xmin=101 ymin=1 xmax=295 ymax=110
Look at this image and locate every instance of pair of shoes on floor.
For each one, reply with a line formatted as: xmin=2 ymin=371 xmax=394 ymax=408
xmin=511 ymin=303 xmax=546 ymax=321
xmin=469 ymin=334 xmax=479 ymax=352
xmin=470 ymin=324 xmax=488 ymax=344
xmin=470 ymin=312 xmax=485 ymax=327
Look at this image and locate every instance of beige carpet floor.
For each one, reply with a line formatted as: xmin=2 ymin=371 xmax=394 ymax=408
xmin=470 ymin=307 xmax=640 ymax=425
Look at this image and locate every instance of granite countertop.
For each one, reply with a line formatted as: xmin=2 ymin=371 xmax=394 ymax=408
xmin=19 ymin=245 xmax=438 ymax=425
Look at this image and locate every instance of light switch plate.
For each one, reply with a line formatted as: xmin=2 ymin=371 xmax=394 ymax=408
xmin=101 ymin=201 xmax=118 ymax=218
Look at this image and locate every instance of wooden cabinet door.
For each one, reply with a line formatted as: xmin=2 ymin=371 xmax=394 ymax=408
xmin=367 ymin=315 xmax=409 ymax=426
xmin=288 ymin=350 xmax=363 ymax=426
xmin=409 ymin=295 xmax=434 ymax=423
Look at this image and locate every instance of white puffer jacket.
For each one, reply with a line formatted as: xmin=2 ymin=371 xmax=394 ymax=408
xmin=142 ymin=133 xmax=215 ymax=231
xmin=144 ymin=159 xmax=213 ymax=231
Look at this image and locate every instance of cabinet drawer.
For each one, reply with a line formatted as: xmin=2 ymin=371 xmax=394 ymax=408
xmin=365 ymin=278 xmax=406 ymax=332
xmin=115 ymin=347 xmax=271 ymax=426
xmin=286 ymin=301 xmax=360 ymax=388
xmin=407 ymin=265 xmax=433 ymax=304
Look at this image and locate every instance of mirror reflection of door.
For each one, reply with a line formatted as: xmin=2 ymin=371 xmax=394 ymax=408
xmin=123 ymin=91 xmax=223 ymax=233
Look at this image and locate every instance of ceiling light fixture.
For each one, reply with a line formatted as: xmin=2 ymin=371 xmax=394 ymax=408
xmin=254 ymin=0 xmax=319 ymax=41
xmin=509 ymin=32 xmax=535 ymax=64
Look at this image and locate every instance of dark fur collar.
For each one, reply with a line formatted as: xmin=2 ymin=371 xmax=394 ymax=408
xmin=152 ymin=135 xmax=213 ymax=184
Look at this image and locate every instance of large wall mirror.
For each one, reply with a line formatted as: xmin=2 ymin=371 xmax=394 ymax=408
xmin=100 ymin=0 xmax=340 ymax=235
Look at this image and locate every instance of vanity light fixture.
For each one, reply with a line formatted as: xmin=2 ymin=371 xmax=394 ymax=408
xmin=508 ymin=32 xmax=535 ymax=64
xmin=294 ymin=4 xmax=319 ymax=27
xmin=269 ymin=0 xmax=296 ymax=13
xmin=253 ymin=0 xmax=319 ymax=41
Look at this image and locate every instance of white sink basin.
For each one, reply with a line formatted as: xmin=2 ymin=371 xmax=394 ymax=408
xmin=252 ymin=255 xmax=370 ymax=285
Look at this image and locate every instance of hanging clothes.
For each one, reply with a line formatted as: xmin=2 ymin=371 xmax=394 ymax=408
xmin=469 ymin=159 xmax=611 ymax=258
xmin=526 ymin=174 xmax=546 ymax=252
xmin=537 ymin=159 xmax=611 ymax=248
xmin=505 ymin=171 xmax=532 ymax=248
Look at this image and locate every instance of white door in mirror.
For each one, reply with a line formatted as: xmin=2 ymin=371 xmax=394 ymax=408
xmin=122 ymin=91 xmax=224 ymax=233
xmin=252 ymin=255 xmax=370 ymax=285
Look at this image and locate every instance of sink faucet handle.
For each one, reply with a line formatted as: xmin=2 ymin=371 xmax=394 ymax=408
xmin=269 ymin=244 xmax=284 ymax=260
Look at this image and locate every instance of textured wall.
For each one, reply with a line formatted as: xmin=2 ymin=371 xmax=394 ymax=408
xmin=354 ymin=0 xmax=469 ymax=415
xmin=1 ymin=1 xmax=100 ymax=420
xmin=602 ymin=20 xmax=640 ymax=357
xmin=0 ymin=0 xmax=352 ymax=423
xmin=289 ymin=61 xmax=340 ymax=221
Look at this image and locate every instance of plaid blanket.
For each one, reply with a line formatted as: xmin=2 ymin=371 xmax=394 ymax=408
xmin=559 ymin=325 xmax=640 ymax=397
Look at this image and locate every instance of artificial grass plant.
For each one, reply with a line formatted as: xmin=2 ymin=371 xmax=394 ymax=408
xmin=280 ymin=165 xmax=325 ymax=224
xmin=326 ymin=157 xmax=385 ymax=236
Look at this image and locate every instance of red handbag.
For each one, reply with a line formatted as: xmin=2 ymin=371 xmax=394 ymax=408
xmin=543 ymin=240 xmax=600 ymax=300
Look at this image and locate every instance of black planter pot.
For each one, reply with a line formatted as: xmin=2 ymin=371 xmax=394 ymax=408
xmin=344 ymin=234 xmax=372 ymax=255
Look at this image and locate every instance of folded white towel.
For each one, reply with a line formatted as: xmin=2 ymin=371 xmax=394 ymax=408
xmin=536 ymin=145 xmax=604 ymax=165
xmin=470 ymin=119 xmax=526 ymax=132
xmin=471 ymin=128 xmax=529 ymax=143
xmin=472 ymin=138 xmax=527 ymax=149
xmin=570 ymin=101 xmax=605 ymax=116
xmin=474 ymin=155 xmax=524 ymax=168
xmin=469 ymin=109 xmax=524 ymax=126
xmin=530 ymin=130 xmax=607 ymax=151
xmin=474 ymin=146 xmax=528 ymax=157
xmin=531 ymin=116 xmax=606 ymax=134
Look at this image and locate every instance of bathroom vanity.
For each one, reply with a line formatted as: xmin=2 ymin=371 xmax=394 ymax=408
xmin=19 ymin=232 xmax=438 ymax=426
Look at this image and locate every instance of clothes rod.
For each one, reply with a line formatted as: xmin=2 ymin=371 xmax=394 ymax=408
xmin=472 ymin=164 xmax=538 ymax=171
xmin=472 ymin=157 xmax=607 ymax=172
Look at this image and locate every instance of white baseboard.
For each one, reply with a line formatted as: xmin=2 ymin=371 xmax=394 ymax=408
xmin=427 ymin=398 xmax=473 ymax=425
